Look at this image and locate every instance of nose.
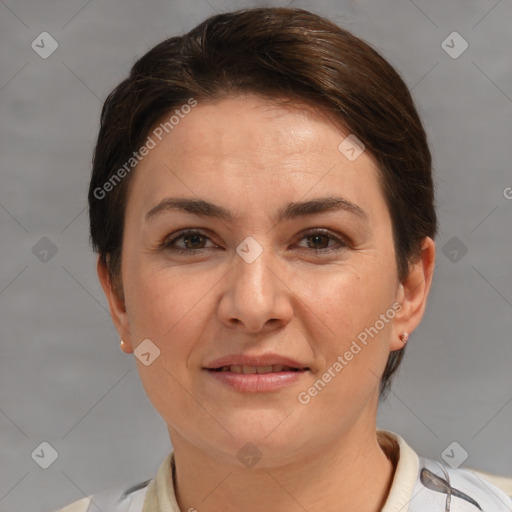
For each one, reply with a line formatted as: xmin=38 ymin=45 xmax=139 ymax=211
xmin=217 ymin=242 xmax=294 ymax=334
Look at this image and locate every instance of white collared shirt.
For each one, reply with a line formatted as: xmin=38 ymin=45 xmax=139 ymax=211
xmin=56 ymin=430 xmax=512 ymax=512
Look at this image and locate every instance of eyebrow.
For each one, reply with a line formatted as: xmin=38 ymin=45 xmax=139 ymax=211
xmin=145 ymin=196 xmax=368 ymax=223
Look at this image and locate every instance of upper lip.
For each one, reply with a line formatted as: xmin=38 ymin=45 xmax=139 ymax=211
xmin=204 ymin=353 xmax=309 ymax=370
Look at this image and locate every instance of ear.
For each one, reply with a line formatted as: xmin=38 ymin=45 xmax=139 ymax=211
xmin=390 ymin=237 xmax=436 ymax=351
xmin=97 ymin=256 xmax=134 ymax=353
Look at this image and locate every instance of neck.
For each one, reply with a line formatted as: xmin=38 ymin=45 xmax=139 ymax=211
xmin=171 ymin=425 xmax=396 ymax=512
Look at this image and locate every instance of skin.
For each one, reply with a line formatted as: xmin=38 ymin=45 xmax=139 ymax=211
xmin=98 ymin=94 xmax=435 ymax=512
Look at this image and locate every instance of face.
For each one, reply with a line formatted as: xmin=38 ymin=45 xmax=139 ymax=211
xmin=102 ymin=94 xmax=423 ymax=467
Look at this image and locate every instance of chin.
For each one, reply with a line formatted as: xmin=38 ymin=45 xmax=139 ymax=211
xmin=217 ymin=417 xmax=308 ymax=458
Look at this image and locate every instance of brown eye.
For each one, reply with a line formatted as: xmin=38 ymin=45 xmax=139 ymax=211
xmin=182 ymin=233 xmax=207 ymax=249
xmin=162 ymin=229 xmax=215 ymax=255
xmin=306 ymin=233 xmax=330 ymax=249
xmin=296 ymin=229 xmax=348 ymax=254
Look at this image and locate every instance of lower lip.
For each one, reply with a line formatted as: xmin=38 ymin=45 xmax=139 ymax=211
xmin=205 ymin=369 xmax=307 ymax=392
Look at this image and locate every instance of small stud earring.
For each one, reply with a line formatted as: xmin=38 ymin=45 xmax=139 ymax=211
xmin=120 ymin=339 xmax=130 ymax=353
xmin=399 ymin=332 xmax=409 ymax=346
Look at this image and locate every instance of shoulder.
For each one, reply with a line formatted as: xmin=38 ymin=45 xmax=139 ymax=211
xmin=410 ymin=456 xmax=512 ymax=511
xmin=378 ymin=430 xmax=512 ymax=512
xmin=55 ymin=478 xmax=152 ymax=512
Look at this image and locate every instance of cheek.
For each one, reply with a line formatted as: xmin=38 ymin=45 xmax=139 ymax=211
xmin=310 ymin=262 xmax=395 ymax=330
xmin=297 ymin=274 xmax=394 ymax=410
xmin=124 ymin=259 xmax=210 ymax=341
xmin=125 ymin=267 xmax=208 ymax=418
xmin=307 ymin=261 xmax=397 ymax=386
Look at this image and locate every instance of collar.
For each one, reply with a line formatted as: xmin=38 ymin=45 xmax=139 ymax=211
xmin=143 ymin=429 xmax=419 ymax=512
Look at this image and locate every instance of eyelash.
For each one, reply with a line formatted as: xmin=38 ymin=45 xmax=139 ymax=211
xmin=160 ymin=228 xmax=349 ymax=256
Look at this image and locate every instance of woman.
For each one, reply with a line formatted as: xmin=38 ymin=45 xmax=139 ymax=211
xmin=58 ymin=7 xmax=511 ymax=512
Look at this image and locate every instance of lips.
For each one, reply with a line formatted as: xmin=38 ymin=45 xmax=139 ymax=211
xmin=211 ymin=364 xmax=304 ymax=374
xmin=204 ymin=354 xmax=309 ymax=372
xmin=204 ymin=354 xmax=310 ymax=392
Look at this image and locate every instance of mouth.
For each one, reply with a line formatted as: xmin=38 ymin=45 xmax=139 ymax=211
xmin=204 ymin=356 xmax=310 ymax=392
xmin=209 ymin=364 xmax=308 ymax=374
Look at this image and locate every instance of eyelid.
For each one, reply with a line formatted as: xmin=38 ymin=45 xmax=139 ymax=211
xmin=298 ymin=227 xmax=350 ymax=245
xmin=161 ymin=227 xmax=350 ymax=255
xmin=162 ymin=228 xmax=216 ymax=249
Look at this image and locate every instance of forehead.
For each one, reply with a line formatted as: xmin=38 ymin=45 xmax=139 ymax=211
xmin=150 ymin=95 xmax=355 ymax=164
xmin=125 ymin=94 xmax=386 ymax=222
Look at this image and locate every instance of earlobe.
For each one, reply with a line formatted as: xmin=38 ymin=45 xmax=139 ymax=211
xmin=120 ymin=339 xmax=132 ymax=354
xmin=390 ymin=237 xmax=436 ymax=350
xmin=96 ymin=256 xmax=134 ymax=352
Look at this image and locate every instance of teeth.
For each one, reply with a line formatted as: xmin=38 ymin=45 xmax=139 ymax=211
xmin=256 ymin=366 xmax=273 ymax=374
xmin=216 ymin=365 xmax=299 ymax=374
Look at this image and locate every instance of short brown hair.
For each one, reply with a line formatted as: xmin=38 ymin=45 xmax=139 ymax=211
xmin=89 ymin=7 xmax=437 ymax=399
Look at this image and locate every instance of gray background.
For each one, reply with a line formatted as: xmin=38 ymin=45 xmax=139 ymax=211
xmin=0 ymin=0 xmax=511 ymax=510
